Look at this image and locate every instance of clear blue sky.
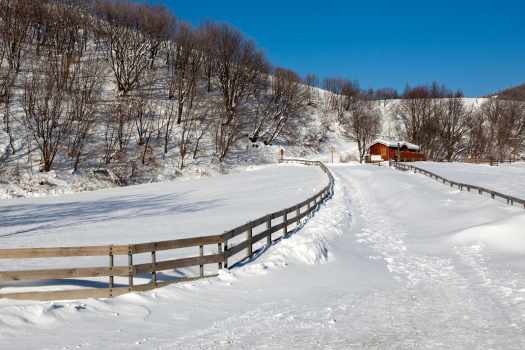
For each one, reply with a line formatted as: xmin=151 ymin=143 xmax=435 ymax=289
xmin=157 ymin=0 xmax=524 ymax=96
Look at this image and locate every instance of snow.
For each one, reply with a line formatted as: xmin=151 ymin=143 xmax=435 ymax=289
xmin=414 ymin=161 xmax=525 ymax=199
xmin=451 ymin=215 xmax=525 ymax=254
xmin=0 ymin=164 xmax=326 ymax=249
xmin=2 ymin=163 xmax=525 ymax=349
xmin=373 ymin=139 xmax=421 ymax=151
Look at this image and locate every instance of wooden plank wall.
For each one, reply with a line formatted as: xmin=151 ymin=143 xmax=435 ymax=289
xmin=0 ymin=159 xmax=335 ymax=301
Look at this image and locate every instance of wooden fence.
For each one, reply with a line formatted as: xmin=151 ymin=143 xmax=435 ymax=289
xmin=392 ymin=162 xmax=525 ymax=209
xmin=464 ymin=158 xmax=520 ymax=166
xmin=0 ymin=159 xmax=334 ymax=301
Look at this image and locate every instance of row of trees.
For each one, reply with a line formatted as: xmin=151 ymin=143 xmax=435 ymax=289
xmin=319 ymin=79 xmax=525 ymax=162
xmin=396 ymin=84 xmax=525 ymax=161
xmin=0 ymin=0 xmax=309 ymax=175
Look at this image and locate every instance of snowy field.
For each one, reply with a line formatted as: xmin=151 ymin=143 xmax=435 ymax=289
xmin=415 ymin=161 xmax=525 ymax=199
xmin=0 ymin=164 xmax=326 ymax=273
xmin=2 ymin=163 xmax=525 ymax=349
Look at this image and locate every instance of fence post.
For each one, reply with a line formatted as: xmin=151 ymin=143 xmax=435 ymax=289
xmin=199 ymin=245 xmax=204 ymax=278
xmin=151 ymin=248 xmax=157 ymax=287
xmin=283 ymin=213 xmax=288 ymax=237
xmin=218 ymin=242 xmax=223 ymax=270
xmin=128 ymin=247 xmax=134 ymax=291
xmin=109 ymin=246 xmax=114 ymax=295
xmin=267 ymin=217 xmax=272 ymax=247
xmin=247 ymin=228 xmax=253 ymax=258
xmin=296 ymin=207 xmax=300 ymax=227
xmin=224 ymin=239 xmax=229 ymax=269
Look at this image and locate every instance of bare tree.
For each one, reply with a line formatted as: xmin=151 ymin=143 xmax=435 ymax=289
xmin=21 ymin=57 xmax=72 ymax=172
xmin=0 ymin=0 xmax=33 ymax=96
xmin=95 ymin=1 xmax=155 ymax=95
xmin=434 ymin=93 xmax=471 ymax=161
xmin=167 ymin=23 xmax=203 ymax=125
xmin=480 ymin=98 xmax=525 ymax=160
xmin=338 ymin=93 xmax=381 ymax=163
xmin=0 ymin=0 xmax=34 ymax=154
xmin=127 ymin=96 xmax=157 ymax=165
xmin=210 ymin=23 xmax=268 ymax=161
xmin=200 ymin=21 xmax=218 ymax=93
xmin=141 ymin=4 xmax=173 ymax=69
xmin=101 ymin=99 xmax=134 ymax=165
xmin=66 ymin=53 xmax=104 ymax=172
xmin=465 ymin=108 xmax=489 ymax=160
xmin=250 ymin=67 xmax=307 ymax=145
xmin=305 ymin=73 xmax=319 ymax=106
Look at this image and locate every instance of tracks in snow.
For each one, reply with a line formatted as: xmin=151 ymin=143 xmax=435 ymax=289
xmin=332 ymin=167 xmax=525 ymax=349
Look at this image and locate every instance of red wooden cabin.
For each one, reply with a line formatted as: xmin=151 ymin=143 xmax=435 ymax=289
xmin=368 ymin=140 xmax=425 ymax=162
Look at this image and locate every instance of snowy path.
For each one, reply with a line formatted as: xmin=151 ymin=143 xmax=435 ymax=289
xmin=2 ymin=164 xmax=525 ymax=349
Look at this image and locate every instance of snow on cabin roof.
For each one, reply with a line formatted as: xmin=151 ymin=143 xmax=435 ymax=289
xmin=372 ymin=139 xmax=421 ymax=151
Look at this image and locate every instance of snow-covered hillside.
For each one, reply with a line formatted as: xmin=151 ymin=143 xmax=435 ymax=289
xmin=1 ymin=162 xmax=525 ymax=349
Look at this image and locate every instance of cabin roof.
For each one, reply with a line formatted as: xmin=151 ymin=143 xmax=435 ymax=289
xmin=372 ymin=139 xmax=421 ymax=151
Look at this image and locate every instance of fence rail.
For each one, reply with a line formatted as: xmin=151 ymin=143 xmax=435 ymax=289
xmin=0 ymin=159 xmax=334 ymax=301
xmin=392 ymin=162 xmax=525 ymax=209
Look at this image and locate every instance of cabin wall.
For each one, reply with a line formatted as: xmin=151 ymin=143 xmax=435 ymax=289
xmin=369 ymin=143 xmax=426 ymax=161
xmin=369 ymin=144 xmax=391 ymax=160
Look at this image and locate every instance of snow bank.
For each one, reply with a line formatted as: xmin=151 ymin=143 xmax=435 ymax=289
xmin=451 ymin=215 xmax=525 ymax=254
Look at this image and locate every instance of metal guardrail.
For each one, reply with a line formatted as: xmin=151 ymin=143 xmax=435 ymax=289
xmin=0 ymin=159 xmax=334 ymax=301
xmin=392 ymin=162 xmax=525 ymax=209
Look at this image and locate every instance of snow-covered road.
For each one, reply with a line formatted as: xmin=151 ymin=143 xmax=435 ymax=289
xmin=2 ymin=164 xmax=525 ymax=349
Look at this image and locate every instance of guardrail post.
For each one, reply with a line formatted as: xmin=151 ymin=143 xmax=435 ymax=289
xmin=199 ymin=245 xmax=204 ymax=278
xmin=247 ymin=228 xmax=253 ymax=258
xmin=218 ymin=242 xmax=223 ymax=269
xmin=109 ymin=246 xmax=114 ymax=295
xmin=151 ymin=248 xmax=157 ymax=287
xmin=128 ymin=248 xmax=134 ymax=291
xmin=267 ymin=217 xmax=272 ymax=247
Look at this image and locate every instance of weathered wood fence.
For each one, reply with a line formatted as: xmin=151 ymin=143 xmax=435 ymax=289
xmin=0 ymin=159 xmax=334 ymax=301
xmin=392 ymin=162 xmax=525 ymax=209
